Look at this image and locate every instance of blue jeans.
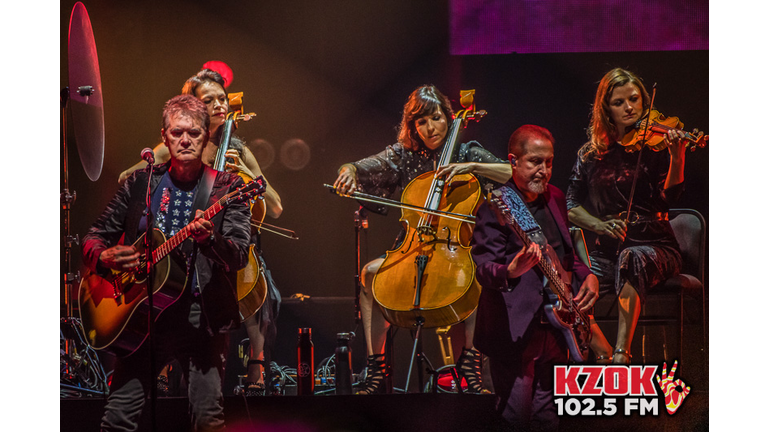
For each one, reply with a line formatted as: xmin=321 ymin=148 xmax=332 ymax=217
xmin=100 ymin=303 xmax=229 ymax=432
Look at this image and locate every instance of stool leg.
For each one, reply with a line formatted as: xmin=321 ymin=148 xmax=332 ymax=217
xmin=679 ymin=293 xmax=684 ymax=365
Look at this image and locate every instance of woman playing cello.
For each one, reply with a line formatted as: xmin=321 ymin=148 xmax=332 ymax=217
xmin=333 ymin=84 xmax=512 ymax=394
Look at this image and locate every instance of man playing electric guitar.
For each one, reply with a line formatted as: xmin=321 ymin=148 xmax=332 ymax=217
xmin=470 ymin=125 xmax=599 ymax=431
xmin=81 ymin=94 xmax=251 ymax=431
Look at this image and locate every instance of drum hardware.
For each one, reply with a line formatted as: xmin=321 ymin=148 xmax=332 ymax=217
xmin=60 ymin=317 xmax=110 ymax=397
xmin=61 ymin=2 xmax=108 ymax=398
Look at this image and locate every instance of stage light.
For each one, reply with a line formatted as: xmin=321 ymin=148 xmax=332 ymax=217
xmin=202 ymin=60 xmax=234 ymax=88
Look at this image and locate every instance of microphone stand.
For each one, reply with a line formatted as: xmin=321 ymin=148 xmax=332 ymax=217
xmin=353 ymin=206 xmax=368 ymax=325
xmin=143 ymin=163 xmax=157 ymax=432
xmin=352 ymin=204 xmax=396 ymax=393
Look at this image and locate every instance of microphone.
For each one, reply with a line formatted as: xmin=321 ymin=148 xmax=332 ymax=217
xmin=141 ymin=148 xmax=155 ymax=164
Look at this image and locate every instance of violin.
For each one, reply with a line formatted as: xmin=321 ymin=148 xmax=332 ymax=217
xmin=371 ymin=90 xmax=486 ymax=330
xmin=619 ymin=109 xmax=708 ymax=153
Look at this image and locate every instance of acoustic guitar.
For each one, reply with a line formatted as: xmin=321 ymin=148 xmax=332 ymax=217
xmin=487 ymin=188 xmax=591 ymax=362
xmin=78 ymin=178 xmax=266 ymax=357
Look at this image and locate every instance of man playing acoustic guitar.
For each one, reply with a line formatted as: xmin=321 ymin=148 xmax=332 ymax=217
xmin=82 ymin=94 xmax=253 ymax=431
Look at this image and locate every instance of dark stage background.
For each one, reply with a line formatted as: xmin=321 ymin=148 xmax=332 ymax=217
xmin=60 ymin=0 xmax=708 ymax=384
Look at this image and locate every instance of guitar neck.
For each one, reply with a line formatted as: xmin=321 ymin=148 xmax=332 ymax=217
xmin=503 ymin=212 xmax=569 ymax=299
xmin=151 ymin=195 xmax=228 ymax=264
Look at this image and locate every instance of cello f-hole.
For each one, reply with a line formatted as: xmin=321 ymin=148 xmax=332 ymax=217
xmin=442 ymin=226 xmax=457 ymax=251
xmin=400 ymin=230 xmax=418 ymax=254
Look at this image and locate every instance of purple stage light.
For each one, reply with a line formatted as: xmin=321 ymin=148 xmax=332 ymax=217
xmin=450 ymin=0 xmax=708 ymax=55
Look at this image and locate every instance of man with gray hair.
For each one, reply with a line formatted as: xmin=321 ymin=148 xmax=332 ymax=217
xmin=82 ymin=94 xmax=252 ymax=431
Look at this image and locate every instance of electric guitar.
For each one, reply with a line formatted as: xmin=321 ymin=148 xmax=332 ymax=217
xmin=487 ymin=188 xmax=591 ymax=362
xmin=78 ymin=177 xmax=266 ymax=356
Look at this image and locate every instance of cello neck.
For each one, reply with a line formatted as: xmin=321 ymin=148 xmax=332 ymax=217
xmin=213 ymin=92 xmax=250 ymax=172
xmin=437 ymin=117 xmax=463 ymax=168
xmin=213 ymin=115 xmax=236 ymax=172
xmin=423 ymin=117 xmax=464 ymax=213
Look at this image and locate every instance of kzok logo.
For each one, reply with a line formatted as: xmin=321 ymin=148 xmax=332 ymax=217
xmin=656 ymin=361 xmax=692 ymax=414
xmin=553 ymin=361 xmax=691 ymax=417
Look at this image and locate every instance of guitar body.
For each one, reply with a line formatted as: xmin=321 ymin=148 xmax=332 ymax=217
xmin=78 ymin=178 xmax=266 ymax=356
xmin=541 ymin=245 xmax=591 ymax=363
xmin=78 ymin=229 xmax=188 ymax=357
xmin=236 ymin=244 xmax=268 ymax=321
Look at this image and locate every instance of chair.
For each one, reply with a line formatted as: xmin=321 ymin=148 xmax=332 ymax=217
xmin=577 ymin=209 xmax=707 ymax=364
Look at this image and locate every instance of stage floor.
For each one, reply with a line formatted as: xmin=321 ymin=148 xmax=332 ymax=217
xmin=60 ymin=390 xmax=708 ymax=432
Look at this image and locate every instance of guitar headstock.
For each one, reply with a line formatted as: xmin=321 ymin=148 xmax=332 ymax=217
xmin=488 ymin=189 xmax=514 ymax=227
xmin=228 ymin=176 xmax=267 ymax=205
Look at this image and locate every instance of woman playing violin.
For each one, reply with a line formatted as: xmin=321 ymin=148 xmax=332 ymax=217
xmin=119 ymin=68 xmax=283 ymax=395
xmin=333 ymin=84 xmax=512 ymax=394
xmin=566 ymin=68 xmax=699 ymax=364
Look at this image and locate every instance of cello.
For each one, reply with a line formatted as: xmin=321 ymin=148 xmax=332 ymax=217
xmin=213 ymin=92 xmax=268 ymax=321
xmin=372 ymin=90 xmax=486 ymax=330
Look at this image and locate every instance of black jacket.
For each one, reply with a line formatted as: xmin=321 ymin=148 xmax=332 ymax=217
xmin=82 ymin=163 xmax=251 ymax=333
xmin=470 ymin=182 xmax=593 ymax=358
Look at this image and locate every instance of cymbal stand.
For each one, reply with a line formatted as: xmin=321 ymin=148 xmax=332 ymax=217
xmin=60 ymin=313 xmax=110 ymax=397
xmin=60 ymin=87 xmax=108 ymax=396
xmin=61 ymin=88 xmax=79 ymax=319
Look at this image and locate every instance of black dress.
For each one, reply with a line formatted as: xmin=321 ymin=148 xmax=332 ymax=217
xmin=352 ymin=141 xmax=505 ymax=249
xmin=566 ymin=143 xmax=682 ymax=301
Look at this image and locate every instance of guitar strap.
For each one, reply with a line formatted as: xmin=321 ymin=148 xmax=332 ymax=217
xmin=192 ymin=166 xmax=217 ymax=218
xmin=495 ymin=184 xmax=548 ymax=249
xmin=123 ymin=166 xmax=217 ymax=248
xmin=496 ymin=184 xmax=559 ymax=290
xmin=181 ymin=166 xmax=217 ymax=257
xmin=181 ymin=166 xmax=216 ymax=297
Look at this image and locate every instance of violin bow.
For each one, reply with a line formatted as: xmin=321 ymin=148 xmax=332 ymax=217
xmin=324 ymin=184 xmax=476 ymax=224
xmin=617 ymin=84 xmax=657 ymax=255
xmin=250 ymin=221 xmax=299 ymax=240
